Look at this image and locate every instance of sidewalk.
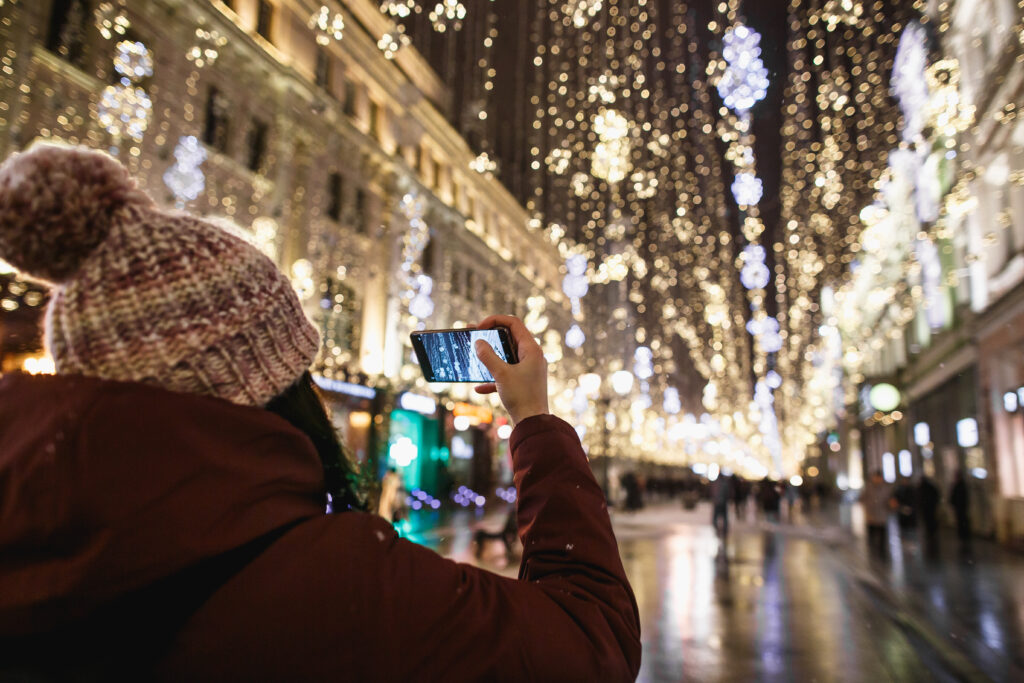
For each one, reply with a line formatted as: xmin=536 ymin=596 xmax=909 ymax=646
xmin=621 ymin=499 xmax=1024 ymax=682
xmin=837 ymin=514 xmax=1024 ymax=682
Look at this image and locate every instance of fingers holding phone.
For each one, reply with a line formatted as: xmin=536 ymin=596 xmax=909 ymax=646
xmin=473 ymin=315 xmax=549 ymax=425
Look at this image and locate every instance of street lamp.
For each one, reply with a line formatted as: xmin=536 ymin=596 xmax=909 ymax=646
xmin=593 ymin=369 xmax=634 ymax=502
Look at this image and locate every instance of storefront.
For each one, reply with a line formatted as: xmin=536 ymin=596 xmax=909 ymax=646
xmin=906 ymin=363 xmax=993 ymax=535
xmin=0 ymin=271 xmax=48 ymax=375
xmin=387 ymin=392 xmax=446 ymax=495
xmin=977 ymin=282 xmax=1024 ymax=543
xmin=312 ymin=375 xmax=379 ymax=466
xmin=446 ymin=402 xmax=501 ymax=496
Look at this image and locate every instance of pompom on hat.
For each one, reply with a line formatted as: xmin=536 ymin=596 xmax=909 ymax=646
xmin=0 ymin=142 xmax=320 ymax=407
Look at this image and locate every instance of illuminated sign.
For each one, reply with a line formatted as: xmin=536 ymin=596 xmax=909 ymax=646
xmin=313 ymin=374 xmax=376 ymax=400
xmin=453 ymin=402 xmax=493 ymax=425
xmin=956 ymin=418 xmax=979 ymax=448
xmin=868 ymin=383 xmax=901 ymax=412
xmin=399 ymin=393 xmax=437 ymax=415
xmin=451 ymin=435 xmax=473 ymax=460
xmin=913 ymin=422 xmax=930 ymax=447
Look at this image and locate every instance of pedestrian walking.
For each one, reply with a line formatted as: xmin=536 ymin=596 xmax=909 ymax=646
xmin=711 ymin=473 xmax=732 ymax=537
xmin=0 ymin=145 xmax=640 ymax=681
xmin=732 ymin=475 xmax=748 ymax=521
xmin=917 ymin=475 xmax=940 ymax=558
xmin=378 ymin=467 xmax=405 ymax=523
xmin=758 ymin=477 xmax=782 ymax=523
xmin=950 ymin=469 xmax=972 ymax=554
xmin=862 ymin=470 xmax=895 ymax=559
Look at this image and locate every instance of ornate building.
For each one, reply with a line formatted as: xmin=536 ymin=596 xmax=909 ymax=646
xmin=833 ymin=0 xmax=1024 ymax=542
xmin=0 ymin=0 xmax=571 ymax=495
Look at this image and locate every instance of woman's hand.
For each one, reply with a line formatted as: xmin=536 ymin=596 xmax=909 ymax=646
xmin=472 ymin=315 xmax=549 ymax=425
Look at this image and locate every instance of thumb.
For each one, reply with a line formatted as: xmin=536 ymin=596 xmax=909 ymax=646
xmin=474 ymin=339 xmax=505 ymax=376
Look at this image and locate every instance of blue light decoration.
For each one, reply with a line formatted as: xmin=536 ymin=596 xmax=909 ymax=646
xmin=892 ymin=21 xmax=929 ymax=143
xmin=97 ymin=40 xmax=153 ymax=145
xmin=717 ymin=25 xmax=770 ymax=114
xmin=495 ymin=486 xmax=517 ymax=503
xmin=409 ymin=274 xmax=435 ymax=320
xmin=731 ymin=172 xmax=763 ymax=207
xmin=562 ymin=253 xmax=589 ymax=319
xmin=163 ymin=135 xmax=207 ymax=207
xmin=740 ymin=244 xmax=770 ymax=290
xmin=452 ymin=485 xmax=486 ymax=508
xmin=565 ymin=323 xmax=585 ymax=349
xmin=405 ymin=488 xmax=442 ymax=511
xmin=634 ymin=346 xmax=654 ymax=380
xmin=663 ymin=387 xmax=681 ymax=415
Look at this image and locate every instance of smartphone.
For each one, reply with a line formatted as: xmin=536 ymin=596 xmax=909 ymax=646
xmin=410 ymin=327 xmax=518 ymax=382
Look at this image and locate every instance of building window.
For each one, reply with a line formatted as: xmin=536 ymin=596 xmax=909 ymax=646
xmin=245 ymin=120 xmax=268 ymax=172
xmin=369 ymin=100 xmax=380 ymax=140
xmin=422 ymin=235 xmax=435 ymax=277
xmin=203 ymin=86 xmax=231 ymax=154
xmin=256 ymin=0 xmax=274 ymax=42
xmin=343 ymin=79 xmax=357 ymax=117
xmin=46 ymin=0 xmax=90 ymax=68
xmin=354 ymin=188 xmax=367 ymax=233
xmin=327 ymin=172 xmax=344 ymax=222
xmin=315 ymin=47 xmax=332 ymax=91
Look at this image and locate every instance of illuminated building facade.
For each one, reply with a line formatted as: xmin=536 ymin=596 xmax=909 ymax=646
xmin=0 ymin=0 xmax=568 ymax=390
xmin=0 ymin=0 xmax=574 ymax=494
xmin=833 ymin=0 xmax=1024 ymax=541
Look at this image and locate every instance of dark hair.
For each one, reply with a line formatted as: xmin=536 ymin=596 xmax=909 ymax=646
xmin=265 ymin=371 xmax=366 ymax=512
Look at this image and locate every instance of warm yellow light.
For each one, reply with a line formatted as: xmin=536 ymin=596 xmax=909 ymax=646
xmin=22 ymin=354 xmax=55 ymax=375
xmin=349 ymin=411 xmax=372 ymax=429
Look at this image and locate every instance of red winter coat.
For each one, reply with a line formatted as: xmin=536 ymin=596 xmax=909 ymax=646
xmin=0 ymin=373 xmax=640 ymax=681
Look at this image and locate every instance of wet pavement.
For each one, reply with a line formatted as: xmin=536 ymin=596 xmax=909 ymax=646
xmin=405 ymin=500 xmax=1024 ymax=682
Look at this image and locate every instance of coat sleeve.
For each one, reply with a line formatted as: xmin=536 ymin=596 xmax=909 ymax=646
xmin=361 ymin=414 xmax=640 ymax=681
xmin=162 ymin=416 xmax=641 ymax=682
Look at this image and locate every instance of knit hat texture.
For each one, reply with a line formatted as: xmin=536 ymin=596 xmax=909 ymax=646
xmin=0 ymin=142 xmax=320 ymax=407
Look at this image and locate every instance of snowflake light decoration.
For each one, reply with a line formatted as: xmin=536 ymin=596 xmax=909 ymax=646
xmin=565 ymin=324 xmax=586 ymax=349
xmin=98 ymin=83 xmax=151 ymax=141
xmin=310 ymin=5 xmax=345 ymax=45
xmin=663 ymin=387 xmax=681 ymax=415
xmin=740 ymin=244 xmax=770 ymax=290
xmin=562 ymin=254 xmax=589 ymax=300
xmin=717 ymin=25 xmax=770 ymax=114
xmin=113 ymin=40 xmax=153 ymax=80
xmin=892 ymin=21 xmax=930 ymax=142
xmin=409 ymin=274 xmax=435 ymax=320
xmin=163 ymin=135 xmax=207 ymax=204
xmin=634 ymin=346 xmax=654 ymax=380
xmin=731 ymin=172 xmax=763 ymax=207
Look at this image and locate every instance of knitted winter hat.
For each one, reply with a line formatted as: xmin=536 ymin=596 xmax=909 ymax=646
xmin=0 ymin=142 xmax=320 ymax=407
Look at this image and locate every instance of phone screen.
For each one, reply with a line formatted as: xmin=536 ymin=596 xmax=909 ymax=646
xmin=410 ymin=328 xmax=516 ymax=382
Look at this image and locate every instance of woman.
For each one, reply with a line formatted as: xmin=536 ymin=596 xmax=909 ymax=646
xmin=0 ymin=144 xmax=640 ymax=680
